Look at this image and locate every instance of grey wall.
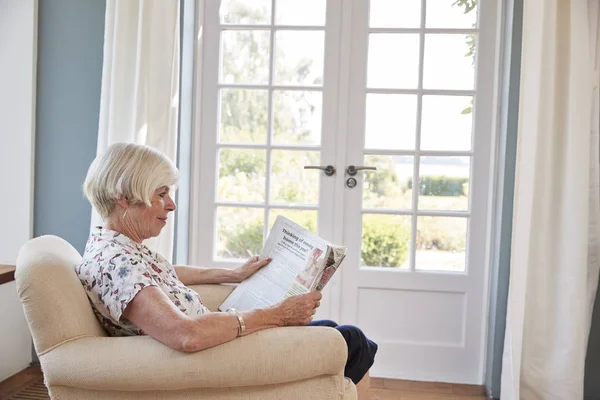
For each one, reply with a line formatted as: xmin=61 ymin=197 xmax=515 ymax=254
xmin=34 ymin=0 xmax=105 ymax=254
xmin=484 ymin=0 xmax=523 ymax=398
xmin=587 ymin=289 xmax=600 ymax=399
xmin=585 ymin=74 xmax=600 ymax=397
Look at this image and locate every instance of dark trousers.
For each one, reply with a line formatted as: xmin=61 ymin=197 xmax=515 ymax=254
xmin=308 ymin=319 xmax=378 ymax=384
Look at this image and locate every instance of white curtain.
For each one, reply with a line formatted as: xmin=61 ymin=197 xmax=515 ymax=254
xmin=501 ymin=1 xmax=600 ymax=399
xmin=93 ymin=0 xmax=180 ymax=261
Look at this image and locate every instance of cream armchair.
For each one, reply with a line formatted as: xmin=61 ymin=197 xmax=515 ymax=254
xmin=16 ymin=235 xmax=357 ymax=400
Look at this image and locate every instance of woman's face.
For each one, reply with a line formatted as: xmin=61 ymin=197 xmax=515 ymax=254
xmin=127 ymin=186 xmax=177 ymax=240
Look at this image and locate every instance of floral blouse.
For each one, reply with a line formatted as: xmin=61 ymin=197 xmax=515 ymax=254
xmin=76 ymin=226 xmax=210 ymax=336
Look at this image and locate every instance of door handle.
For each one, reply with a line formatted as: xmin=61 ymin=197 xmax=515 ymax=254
xmin=346 ymin=165 xmax=377 ymax=176
xmin=304 ymin=165 xmax=336 ymax=176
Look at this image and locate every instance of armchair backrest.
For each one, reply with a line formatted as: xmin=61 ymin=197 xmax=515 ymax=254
xmin=16 ymin=235 xmax=106 ymax=356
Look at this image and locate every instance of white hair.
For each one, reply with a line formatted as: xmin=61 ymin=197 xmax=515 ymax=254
xmin=83 ymin=143 xmax=179 ymax=219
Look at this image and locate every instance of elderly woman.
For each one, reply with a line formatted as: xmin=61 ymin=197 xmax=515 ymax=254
xmin=77 ymin=143 xmax=377 ymax=398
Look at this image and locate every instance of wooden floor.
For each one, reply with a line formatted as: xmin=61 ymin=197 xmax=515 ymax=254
xmin=369 ymin=377 xmax=487 ymax=399
xmin=0 ymin=366 xmax=487 ymax=400
xmin=0 ymin=367 xmax=48 ymax=400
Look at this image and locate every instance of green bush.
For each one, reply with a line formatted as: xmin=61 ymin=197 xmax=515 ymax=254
xmin=221 ymin=214 xmax=465 ymax=262
xmin=221 ymin=214 xmax=411 ymax=267
xmin=361 ymin=215 xmax=410 ymax=267
xmin=219 ymin=212 xmax=317 ymax=259
xmin=408 ymin=176 xmax=469 ymax=197
xmin=218 ymin=216 xmax=263 ymax=259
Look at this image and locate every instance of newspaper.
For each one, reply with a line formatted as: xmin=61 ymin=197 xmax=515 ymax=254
xmin=219 ymin=216 xmax=346 ymax=312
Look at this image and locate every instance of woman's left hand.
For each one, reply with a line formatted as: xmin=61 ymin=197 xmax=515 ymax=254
xmin=234 ymin=256 xmax=272 ymax=283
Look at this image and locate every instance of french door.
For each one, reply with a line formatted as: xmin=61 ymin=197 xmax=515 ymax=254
xmin=191 ymin=0 xmax=501 ymax=384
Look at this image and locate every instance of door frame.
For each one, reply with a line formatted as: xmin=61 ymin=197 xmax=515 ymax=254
xmin=187 ymin=0 xmax=507 ymax=384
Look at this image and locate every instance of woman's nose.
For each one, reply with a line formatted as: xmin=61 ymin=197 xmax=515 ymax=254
xmin=167 ymin=195 xmax=177 ymax=211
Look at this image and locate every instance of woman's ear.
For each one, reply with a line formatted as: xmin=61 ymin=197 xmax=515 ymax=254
xmin=116 ymin=198 xmax=129 ymax=210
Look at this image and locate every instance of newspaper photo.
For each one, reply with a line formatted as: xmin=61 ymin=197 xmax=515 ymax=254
xmin=219 ymin=216 xmax=346 ymax=312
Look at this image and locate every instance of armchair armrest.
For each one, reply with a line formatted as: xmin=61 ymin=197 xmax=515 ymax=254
xmin=188 ymin=284 xmax=236 ymax=312
xmin=41 ymin=326 xmax=348 ymax=392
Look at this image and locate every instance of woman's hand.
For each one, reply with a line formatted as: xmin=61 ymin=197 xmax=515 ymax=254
xmin=272 ymin=291 xmax=323 ymax=326
xmin=233 ymin=256 xmax=272 ymax=283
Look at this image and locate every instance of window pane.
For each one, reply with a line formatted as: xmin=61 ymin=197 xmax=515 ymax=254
xmin=368 ymin=34 xmax=420 ymax=89
xmin=272 ymin=91 xmax=322 ymax=145
xmin=269 ymin=209 xmax=318 ymax=233
xmin=361 ymin=214 xmax=411 ymax=269
xmin=270 ymin=150 xmax=320 ymax=204
xmin=219 ymin=89 xmax=268 ymax=144
xmin=221 ymin=30 xmax=270 ymax=84
xmin=363 ymin=155 xmax=413 ymax=210
xmin=275 ymin=0 xmax=326 ymax=26
xmin=220 ymin=0 xmax=271 ymax=25
xmin=423 ymin=34 xmax=476 ymax=90
xmin=426 ymin=0 xmax=477 ymax=28
xmin=274 ymin=31 xmax=324 ymax=86
xmin=365 ymin=94 xmax=417 ymax=150
xmin=421 ymin=95 xmax=473 ymax=151
xmin=218 ymin=149 xmax=266 ymax=202
xmin=417 ymin=156 xmax=470 ymax=211
xmin=216 ymin=207 xmax=264 ymax=259
xmin=370 ymin=0 xmax=421 ymax=28
xmin=416 ymin=216 xmax=467 ymax=272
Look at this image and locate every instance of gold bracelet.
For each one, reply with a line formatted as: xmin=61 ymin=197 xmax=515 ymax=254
xmin=226 ymin=308 xmax=245 ymax=337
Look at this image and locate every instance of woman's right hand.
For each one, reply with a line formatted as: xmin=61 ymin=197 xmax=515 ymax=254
xmin=272 ymin=291 xmax=322 ymax=326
